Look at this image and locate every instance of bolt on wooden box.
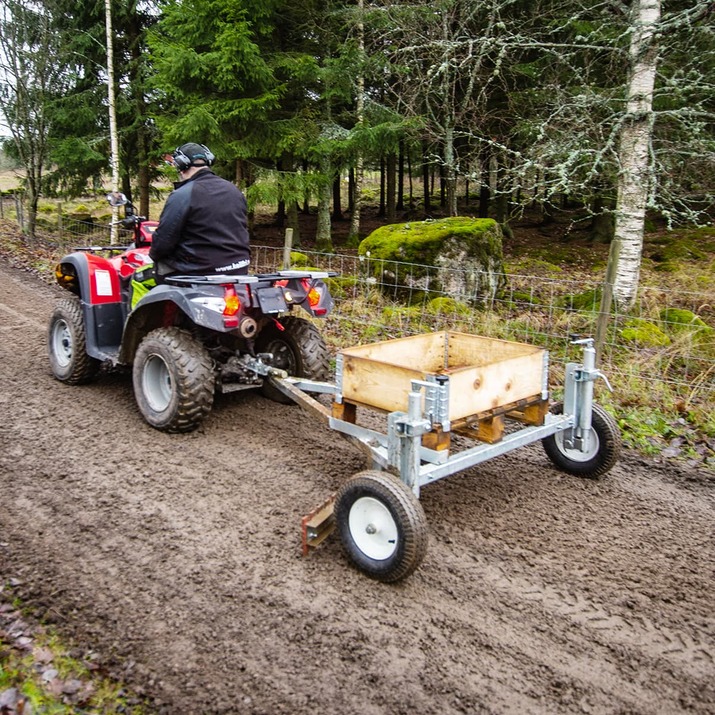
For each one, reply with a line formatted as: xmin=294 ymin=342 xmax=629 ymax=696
xmin=338 ymin=331 xmax=548 ymax=423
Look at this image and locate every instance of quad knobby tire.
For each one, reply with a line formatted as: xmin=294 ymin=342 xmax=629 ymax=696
xmin=542 ymin=402 xmax=621 ymax=479
xmin=132 ymin=327 xmax=215 ymax=433
xmin=48 ymin=296 xmax=101 ymax=384
xmin=255 ymin=316 xmax=330 ymax=403
xmin=335 ymin=471 xmax=428 ymax=583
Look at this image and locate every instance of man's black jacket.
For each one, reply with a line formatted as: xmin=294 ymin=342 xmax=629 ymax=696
xmin=149 ymin=169 xmax=250 ymax=276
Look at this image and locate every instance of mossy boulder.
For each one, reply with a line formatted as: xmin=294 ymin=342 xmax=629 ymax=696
xmin=286 ymin=251 xmax=309 ymax=268
xmin=358 ymin=217 xmax=504 ymax=305
xmin=620 ymin=319 xmax=671 ymax=347
xmin=660 ymin=308 xmax=713 ymax=335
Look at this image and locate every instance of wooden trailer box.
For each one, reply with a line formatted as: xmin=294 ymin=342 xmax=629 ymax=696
xmin=339 ymin=331 xmax=547 ymax=421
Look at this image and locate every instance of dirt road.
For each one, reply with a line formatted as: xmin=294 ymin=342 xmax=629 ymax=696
xmin=1 ymin=260 xmax=713 ymax=714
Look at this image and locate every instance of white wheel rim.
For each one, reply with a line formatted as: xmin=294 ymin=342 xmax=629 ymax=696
xmin=555 ymin=428 xmax=600 ymax=462
xmin=348 ymin=496 xmax=398 ymax=560
xmin=142 ymin=354 xmax=173 ymax=412
xmin=52 ymin=319 xmax=72 ymax=368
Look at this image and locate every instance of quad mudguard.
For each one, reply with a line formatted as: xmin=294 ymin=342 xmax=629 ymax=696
xmin=55 ymin=252 xmax=125 ymax=361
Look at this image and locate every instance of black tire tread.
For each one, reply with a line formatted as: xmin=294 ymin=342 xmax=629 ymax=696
xmin=335 ymin=471 xmax=428 ymax=583
xmin=133 ymin=327 xmax=214 ymax=433
xmin=542 ymin=402 xmax=621 ymax=479
xmin=48 ymin=295 xmax=100 ymax=384
xmin=256 ymin=316 xmax=330 ymax=403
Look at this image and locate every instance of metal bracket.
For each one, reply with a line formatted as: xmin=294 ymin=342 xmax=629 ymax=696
xmin=334 ymin=353 xmax=345 ymax=404
xmin=410 ymin=376 xmax=451 ymax=432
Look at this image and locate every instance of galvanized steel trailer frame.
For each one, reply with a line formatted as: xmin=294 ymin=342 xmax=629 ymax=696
xmin=270 ymin=337 xmax=611 ymax=497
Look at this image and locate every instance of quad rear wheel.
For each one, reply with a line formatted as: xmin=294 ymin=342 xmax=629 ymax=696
xmin=133 ymin=327 xmax=214 ymax=433
xmin=48 ymin=296 xmax=100 ymax=384
xmin=255 ymin=316 xmax=330 ymax=403
xmin=542 ymin=402 xmax=621 ymax=479
xmin=335 ymin=472 xmax=428 ymax=582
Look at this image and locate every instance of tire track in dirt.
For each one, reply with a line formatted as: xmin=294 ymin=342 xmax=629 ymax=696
xmin=1 ymin=260 xmax=714 ymax=714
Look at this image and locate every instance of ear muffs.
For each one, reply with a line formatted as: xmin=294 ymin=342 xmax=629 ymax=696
xmin=172 ymin=147 xmax=193 ymax=172
xmin=173 ymin=144 xmax=216 ymax=171
xmin=199 ymin=144 xmax=215 ymax=166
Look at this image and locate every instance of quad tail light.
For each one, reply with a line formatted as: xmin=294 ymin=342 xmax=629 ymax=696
xmin=302 ymin=279 xmax=327 ymax=316
xmin=222 ymin=285 xmax=241 ymax=327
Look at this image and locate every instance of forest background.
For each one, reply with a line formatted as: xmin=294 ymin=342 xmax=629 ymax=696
xmin=0 ymin=0 xmax=713 ymax=467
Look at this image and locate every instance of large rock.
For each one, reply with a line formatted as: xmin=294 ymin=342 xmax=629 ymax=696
xmin=358 ymin=217 xmax=505 ymax=304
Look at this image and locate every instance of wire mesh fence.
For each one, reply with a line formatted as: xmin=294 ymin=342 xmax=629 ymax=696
xmin=251 ymin=245 xmax=715 ymax=406
xmin=2 ymin=199 xmax=712 ymax=407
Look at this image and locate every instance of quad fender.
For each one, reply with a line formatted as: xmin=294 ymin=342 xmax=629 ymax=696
xmin=54 ymin=252 xmax=124 ymax=361
xmin=118 ymin=283 xmax=239 ymax=363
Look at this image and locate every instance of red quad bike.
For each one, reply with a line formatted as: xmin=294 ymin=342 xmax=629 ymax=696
xmin=48 ymin=193 xmax=335 ymax=432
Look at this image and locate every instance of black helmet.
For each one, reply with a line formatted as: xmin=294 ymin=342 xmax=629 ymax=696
xmin=173 ymin=143 xmax=216 ymax=171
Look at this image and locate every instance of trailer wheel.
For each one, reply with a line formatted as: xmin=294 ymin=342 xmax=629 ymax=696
xmin=335 ymin=471 xmax=428 ymax=582
xmin=255 ymin=316 xmax=330 ymax=404
xmin=542 ymin=402 xmax=621 ymax=479
xmin=48 ymin=296 xmax=100 ymax=384
xmin=133 ymin=327 xmax=214 ymax=433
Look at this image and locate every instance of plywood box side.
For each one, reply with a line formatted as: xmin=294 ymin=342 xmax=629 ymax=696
xmin=447 ymin=332 xmax=543 ymax=367
xmin=341 ymin=355 xmax=424 ymax=414
xmin=446 ymin=350 xmax=544 ymax=419
xmin=339 ymin=331 xmax=548 ymax=419
xmin=341 ymin=332 xmax=448 ymax=372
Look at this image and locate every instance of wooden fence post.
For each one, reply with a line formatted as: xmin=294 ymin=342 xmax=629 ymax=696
xmin=283 ymin=228 xmax=294 ymax=269
xmin=57 ymin=203 xmax=63 ymax=244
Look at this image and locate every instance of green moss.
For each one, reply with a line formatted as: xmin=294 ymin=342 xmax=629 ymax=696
xmin=653 ymin=260 xmax=678 ymax=273
xmin=509 ymin=290 xmax=539 ymax=305
xmin=648 ymin=235 xmax=709 ymax=271
xmin=660 ymin=308 xmax=713 ymax=333
xmin=507 ymin=257 xmax=563 ymax=276
xmin=282 ymin=251 xmax=309 ymax=268
xmin=358 ymin=217 xmax=502 ymax=267
xmin=426 ymin=296 xmax=471 ymax=316
xmin=382 ymin=305 xmax=420 ymax=322
xmin=562 ymin=287 xmax=602 ymax=312
xmin=531 ymin=245 xmax=580 ymax=265
xmin=325 ymin=275 xmax=359 ymax=299
xmin=620 ymin=319 xmax=671 ymax=347
xmin=357 ymin=217 xmax=504 ymax=305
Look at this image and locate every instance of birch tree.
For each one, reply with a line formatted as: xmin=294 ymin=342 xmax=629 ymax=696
xmin=610 ymin=0 xmax=661 ymax=310
xmin=0 ymin=0 xmax=63 ymax=238
xmin=105 ymin=0 xmax=120 ymax=243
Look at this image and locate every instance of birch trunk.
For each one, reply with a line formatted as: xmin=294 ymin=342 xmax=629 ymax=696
xmin=611 ymin=0 xmax=661 ymax=310
xmin=444 ymin=125 xmax=458 ymax=217
xmin=105 ymin=0 xmax=121 ymax=244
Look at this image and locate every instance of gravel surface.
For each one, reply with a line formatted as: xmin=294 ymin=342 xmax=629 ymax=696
xmin=1 ymin=260 xmax=713 ymax=714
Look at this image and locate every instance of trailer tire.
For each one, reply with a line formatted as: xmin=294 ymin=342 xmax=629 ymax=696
xmin=48 ymin=296 xmax=101 ymax=384
xmin=335 ymin=471 xmax=428 ymax=582
xmin=542 ymin=402 xmax=621 ymax=479
xmin=255 ymin=316 xmax=330 ymax=404
xmin=133 ymin=327 xmax=214 ymax=433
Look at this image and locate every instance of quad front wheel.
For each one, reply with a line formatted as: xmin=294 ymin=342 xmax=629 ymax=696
xmin=48 ymin=296 xmax=100 ymax=384
xmin=133 ymin=327 xmax=214 ymax=433
xmin=255 ymin=316 xmax=330 ymax=403
xmin=335 ymin=471 xmax=428 ymax=582
xmin=542 ymin=402 xmax=621 ymax=479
